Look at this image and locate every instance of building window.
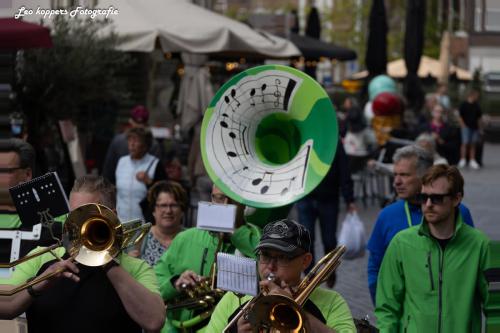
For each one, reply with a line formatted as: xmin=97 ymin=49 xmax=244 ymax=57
xmin=475 ymin=0 xmax=500 ymax=32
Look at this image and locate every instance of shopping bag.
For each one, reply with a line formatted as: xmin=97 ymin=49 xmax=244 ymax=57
xmin=338 ymin=212 xmax=366 ymax=259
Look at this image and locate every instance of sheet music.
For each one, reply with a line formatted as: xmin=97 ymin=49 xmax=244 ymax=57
xmin=196 ymin=201 xmax=237 ymax=233
xmin=8 ymin=172 xmax=70 ymax=228
xmin=217 ymin=253 xmax=259 ymax=296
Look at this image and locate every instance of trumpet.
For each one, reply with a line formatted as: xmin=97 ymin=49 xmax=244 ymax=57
xmin=0 ymin=203 xmax=151 ymax=296
xmin=166 ymin=235 xmax=227 ymax=330
xmin=223 ymin=245 xmax=346 ymax=333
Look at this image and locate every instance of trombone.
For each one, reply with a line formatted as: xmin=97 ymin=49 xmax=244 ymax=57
xmin=223 ymin=245 xmax=346 ymax=333
xmin=0 ymin=203 xmax=151 ymax=296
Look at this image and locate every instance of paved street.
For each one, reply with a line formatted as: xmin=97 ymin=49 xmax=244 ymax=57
xmin=309 ymin=143 xmax=500 ymax=324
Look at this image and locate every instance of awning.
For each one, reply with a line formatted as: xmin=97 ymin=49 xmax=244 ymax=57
xmin=0 ymin=18 xmax=53 ymax=49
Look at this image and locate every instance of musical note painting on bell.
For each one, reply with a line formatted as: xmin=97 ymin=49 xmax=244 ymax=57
xmin=204 ymin=69 xmax=311 ymax=204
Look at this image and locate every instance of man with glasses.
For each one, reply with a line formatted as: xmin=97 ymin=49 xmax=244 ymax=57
xmin=154 ymin=184 xmax=261 ymax=332
xmin=375 ymin=165 xmax=490 ymax=332
xmin=0 ymin=139 xmax=68 ymax=262
xmin=366 ymin=145 xmax=475 ymax=303
xmin=205 ymin=218 xmax=355 ymax=332
xmin=0 ymin=138 xmax=34 ymax=228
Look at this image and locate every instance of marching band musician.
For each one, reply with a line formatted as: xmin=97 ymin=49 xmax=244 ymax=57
xmin=0 ymin=138 xmax=66 ymax=263
xmin=0 ymin=175 xmax=165 ymax=333
xmin=154 ymin=184 xmax=261 ymax=332
xmin=205 ymin=218 xmax=356 ymax=333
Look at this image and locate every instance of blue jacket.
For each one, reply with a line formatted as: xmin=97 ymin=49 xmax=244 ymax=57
xmin=367 ymin=199 xmax=474 ymax=303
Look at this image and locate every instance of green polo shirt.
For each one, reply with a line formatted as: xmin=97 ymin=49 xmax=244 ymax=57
xmin=204 ymin=287 xmax=356 ymax=332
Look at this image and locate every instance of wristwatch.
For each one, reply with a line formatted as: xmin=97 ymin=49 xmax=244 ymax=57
xmin=102 ymin=258 xmax=120 ymax=273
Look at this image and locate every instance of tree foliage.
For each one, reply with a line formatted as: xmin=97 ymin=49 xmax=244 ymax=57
xmin=16 ymin=15 xmax=133 ymax=128
xmin=328 ymin=0 xmax=445 ymax=68
xmin=327 ymin=0 xmax=369 ymax=64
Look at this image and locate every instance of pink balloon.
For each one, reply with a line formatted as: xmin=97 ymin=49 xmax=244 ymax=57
xmin=372 ymin=92 xmax=403 ymax=116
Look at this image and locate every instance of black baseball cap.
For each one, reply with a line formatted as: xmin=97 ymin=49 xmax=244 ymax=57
xmin=255 ymin=219 xmax=311 ymax=256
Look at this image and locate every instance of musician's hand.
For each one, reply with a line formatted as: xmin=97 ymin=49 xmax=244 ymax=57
xmin=174 ymin=270 xmax=201 ymax=291
xmin=236 ymin=315 xmax=253 ymax=333
xmin=259 ymin=279 xmax=293 ymax=298
xmin=33 ymin=258 xmax=79 ymax=293
xmin=234 ymin=203 xmax=246 ymax=229
xmin=128 ymin=249 xmax=140 ymax=258
xmin=136 ymin=171 xmax=151 ymax=185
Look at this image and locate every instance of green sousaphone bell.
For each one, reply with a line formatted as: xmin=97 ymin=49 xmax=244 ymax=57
xmin=201 ymin=65 xmax=338 ymax=227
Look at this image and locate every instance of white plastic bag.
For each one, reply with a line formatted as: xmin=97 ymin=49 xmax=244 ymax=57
xmin=337 ymin=212 xmax=366 ymax=260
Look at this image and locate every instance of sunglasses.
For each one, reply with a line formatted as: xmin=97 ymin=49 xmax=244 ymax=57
xmin=257 ymin=251 xmax=301 ymax=267
xmin=418 ymin=192 xmax=453 ymax=205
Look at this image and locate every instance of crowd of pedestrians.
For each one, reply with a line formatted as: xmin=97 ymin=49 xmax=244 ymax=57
xmin=0 ymin=81 xmax=494 ymax=333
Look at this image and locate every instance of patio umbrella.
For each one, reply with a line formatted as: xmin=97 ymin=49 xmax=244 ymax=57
xmin=177 ymin=53 xmax=215 ymax=196
xmin=0 ymin=18 xmax=53 ymax=49
xmin=365 ymin=0 xmax=387 ymax=77
xmin=289 ymin=33 xmax=356 ymax=61
xmin=177 ymin=53 xmax=214 ymax=133
xmin=305 ymin=7 xmax=321 ymax=39
xmin=0 ymin=17 xmax=53 ymax=141
xmin=351 ymin=56 xmax=472 ymax=81
xmin=403 ymin=0 xmax=426 ymax=112
xmin=304 ymin=6 xmax=321 ymax=78
xmin=18 ymin=0 xmax=300 ymax=57
xmin=23 ymin=0 xmax=300 ymax=58
xmin=438 ymin=31 xmax=450 ymax=84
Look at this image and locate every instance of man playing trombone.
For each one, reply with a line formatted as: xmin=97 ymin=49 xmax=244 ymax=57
xmin=0 ymin=175 xmax=165 ymax=333
xmin=205 ymin=218 xmax=356 ymax=332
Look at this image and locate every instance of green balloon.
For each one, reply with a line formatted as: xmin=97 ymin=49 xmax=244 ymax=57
xmin=368 ymin=75 xmax=397 ymax=100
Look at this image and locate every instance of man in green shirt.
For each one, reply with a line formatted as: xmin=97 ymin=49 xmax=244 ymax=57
xmin=205 ymin=218 xmax=356 ymax=333
xmin=155 ymin=185 xmax=261 ymax=332
xmin=0 ymin=139 xmax=66 ymax=270
xmin=0 ymin=175 xmax=165 ymax=333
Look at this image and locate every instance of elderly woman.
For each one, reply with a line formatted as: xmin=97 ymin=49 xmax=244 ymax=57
xmin=130 ymin=180 xmax=187 ymax=266
xmin=115 ymin=127 xmax=166 ymax=222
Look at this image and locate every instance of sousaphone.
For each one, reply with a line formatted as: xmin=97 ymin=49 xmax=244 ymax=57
xmin=201 ymin=65 xmax=338 ymax=212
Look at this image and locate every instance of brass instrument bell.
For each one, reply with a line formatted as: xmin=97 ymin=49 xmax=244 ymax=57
xmin=0 ymin=203 xmax=151 ymax=296
xmin=223 ymin=246 xmax=346 ymax=332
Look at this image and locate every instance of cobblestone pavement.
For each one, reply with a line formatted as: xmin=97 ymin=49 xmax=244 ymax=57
xmin=307 ymin=143 xmax=500 ymax=325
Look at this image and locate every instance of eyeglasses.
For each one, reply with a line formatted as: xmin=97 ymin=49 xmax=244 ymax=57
xmin=257 ymin=251 xmax=301 ymax=267
xmin=155 ymin=203 xmax=181 ymax=210
xmin=418 ymin=192 xmax=453 ymax=205
xmin=0 ymin=167 xmax=24 ymax=174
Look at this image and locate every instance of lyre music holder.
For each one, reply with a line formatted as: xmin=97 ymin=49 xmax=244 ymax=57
xmin=0 ymin=172 xmax=69 ymax=278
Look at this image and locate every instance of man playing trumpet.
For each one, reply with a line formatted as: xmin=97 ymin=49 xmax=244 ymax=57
xmin=154 ymin=184 xmax=261 ymax=332
xmin=205 ymin=218 xmax=356 ymax=332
